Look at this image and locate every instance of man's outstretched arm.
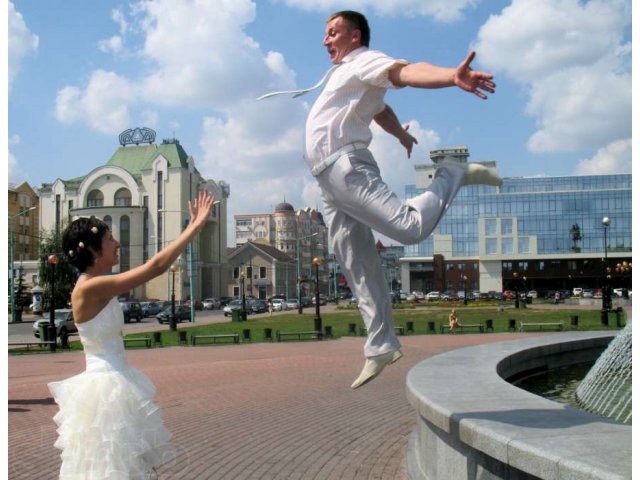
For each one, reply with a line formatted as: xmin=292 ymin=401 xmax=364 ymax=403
xmin=388 ymin=51 xmax=495 ymax=100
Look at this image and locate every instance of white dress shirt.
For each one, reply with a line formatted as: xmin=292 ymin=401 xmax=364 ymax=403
xmin=304 ymin=47 xmax=408 ymax=168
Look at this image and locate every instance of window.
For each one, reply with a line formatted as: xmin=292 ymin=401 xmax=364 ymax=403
xmin=114 ymin=188 xmax=132 ymax=206
xmin=260 ymin=266 xmax=267 ymax=278
xmin=485 ymin=219 xmax=497 ymax=235
xmin=501 ymin=218 xmax=513 ymax=235
xmin=458 ymin=263 xmax=465 ymax=271
xmin=103 ymin=215 xmax=112 ymax=231
xmin=486 ymin=238 xmax=497 ymax=254
xmin=503 ymin=261 xmax=513 ymax=271
xmin=246 ymin=266 xmax=253 ymax=278
xmin=518 ymin=237 xmax=530 ymax=254
xmin=501 ymin=237 xmax=513 ymax=254
xmin=87 ymin=190 xmax=104 ymax=207
xmin=119 ymin=216 xmax=130 ymax=271
xmin=157 ymin=172 xmax=163 ymax=209
xmin=233 ymin=267 xmax=240 ymax=279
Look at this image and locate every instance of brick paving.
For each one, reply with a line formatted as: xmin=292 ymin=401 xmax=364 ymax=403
xmin=9 ymin=332 xmax=542 ymax=479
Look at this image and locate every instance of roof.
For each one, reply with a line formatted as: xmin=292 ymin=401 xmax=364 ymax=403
xmin=229 ymin=241 xmax=294 ymax=263
xmin=106 ymin=141 xmax=191 ymax=174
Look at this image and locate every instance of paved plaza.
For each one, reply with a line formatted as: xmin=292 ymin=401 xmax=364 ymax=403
xmin=7 ymin=331 xmax=539 ymax=479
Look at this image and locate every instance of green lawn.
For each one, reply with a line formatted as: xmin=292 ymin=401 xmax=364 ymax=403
xmin=10 ymin=306 xmax=626 ymax=353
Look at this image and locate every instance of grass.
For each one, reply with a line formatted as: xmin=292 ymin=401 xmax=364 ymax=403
xmin=9 ymin=305 xmax=626 ymax=353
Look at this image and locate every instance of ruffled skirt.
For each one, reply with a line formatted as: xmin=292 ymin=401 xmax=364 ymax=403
xmin=48 ymin=354 xmax=175 ymax=479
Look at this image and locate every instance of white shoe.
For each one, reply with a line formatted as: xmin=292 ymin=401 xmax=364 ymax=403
xmin=351 ymin=350 xmax=403 ymax=389
xmin=441 ymin=161 xmax=502 ymax=187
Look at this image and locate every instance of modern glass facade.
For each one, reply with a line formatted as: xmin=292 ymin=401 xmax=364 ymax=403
xmin=402 ymin=171 xmax=632 ymax=294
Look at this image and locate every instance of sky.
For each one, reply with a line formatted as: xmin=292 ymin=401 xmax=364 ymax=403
xmin=7 ymin=0 xmax=633 ymax=246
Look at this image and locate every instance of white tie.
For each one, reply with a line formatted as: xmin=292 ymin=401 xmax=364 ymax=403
xmin=257 ymin=63 xmax=342 ymax=100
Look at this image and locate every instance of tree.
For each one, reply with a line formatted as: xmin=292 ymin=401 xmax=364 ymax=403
xmin=570 ymin=224 xmax=582 ymax=252
xmin=38 ymin=224 xmax=76 ymax=312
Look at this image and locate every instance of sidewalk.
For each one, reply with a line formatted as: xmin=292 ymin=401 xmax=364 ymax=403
xmin=8 ymin=332 xmax=538 ymax=479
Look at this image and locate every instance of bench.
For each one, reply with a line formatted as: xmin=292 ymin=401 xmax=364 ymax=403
xmin=276 ymin=331 xmax=322 ymax=342
xmin=8 ymin=341 xmax=57 ymax=351
xmin=191 ymin=334 xmax=239 ymax=345
xmin=123 ymin=336 xmax=151 ymax=348
xmin=519 ymin=321 xmax=563 ymax=332
xmin=440 ymin=323 xmax=485 ymax=334
xmin=360 ymin=326 xmax=405 ymax=336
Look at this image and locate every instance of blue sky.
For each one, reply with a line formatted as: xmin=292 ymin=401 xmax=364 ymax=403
xmin=7 ymin=0 xmax=633 ymax=245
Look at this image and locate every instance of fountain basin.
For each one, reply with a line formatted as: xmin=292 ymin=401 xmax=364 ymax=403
xmin=406 ymin=332 xmax=631 ymax=479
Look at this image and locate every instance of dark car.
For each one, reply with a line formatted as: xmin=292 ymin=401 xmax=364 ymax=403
xmin=218 ymin=296 xmax=234 ymax=307
xmin=120 ymin=301 xmax=143 ymax=323
xmin=251 ymin=299 xmax=268 ymax=313
xmin=184 ymin=299 xmax=204 ymax=311
xmin=156 ymin=305 xmax=192 ymax=324
xmin=140 ymin=301 xmax=164 ymax=318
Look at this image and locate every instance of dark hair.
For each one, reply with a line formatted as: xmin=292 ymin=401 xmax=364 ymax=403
xmin=328 ymin=10 xmax=370 ymax=47
xmin=62 ymin=217 xmax=110 ymax=272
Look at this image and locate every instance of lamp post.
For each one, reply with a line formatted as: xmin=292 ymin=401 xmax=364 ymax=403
xmin=461 ymin=274 xmax=468 ymax=305
xmin=601 ymin=217 xmax=611 ymax=325
xmin=47 ymin=254 xmax=58 ymax=351
xmin=513 ymin=272 xmax=520 ymax=309
xmin=312 ymin=257 xmax=323 ymax=334
xmin=170 ymin=264 xmax=177 ymax=331
xmin=296 ymin=232 xmax=318 ymax=314
xmin=240 ymin=272 xmax=247 ymax=321
xmin=10 ymin=206 xmax=36 ymax=323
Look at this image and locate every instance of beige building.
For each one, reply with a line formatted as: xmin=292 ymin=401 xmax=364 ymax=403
xmin=234 ymin=202 xmax=329 ymax=292
xmin=38 ymin=128 xmax=230 ymax=302
xmin=8 ymin=182 xmax=39 ymax=263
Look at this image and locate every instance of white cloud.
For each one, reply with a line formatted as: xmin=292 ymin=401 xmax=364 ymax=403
xmin=98 ymin=35 xmax=124 ymax=54
xmin=8 ymin=149 xmax=18 ymax=183
xmin=279 ymin=0 xmax=479 ymax=22
xmin=573 ymin=138 xmax=631 ymax=175
xmin=55 ymin=70 xmax=133 ymax=134
xmin=9 ymin=134 xmax=21 ymax=146
xmin=474 ymin=0 xmax=631 ymax=154
xmin=8 ymin=1 xmax=39 ymax=90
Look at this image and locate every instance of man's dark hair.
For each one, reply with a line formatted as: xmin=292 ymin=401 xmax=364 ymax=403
xmin=328 ymin=10 xmax=370 ymax=47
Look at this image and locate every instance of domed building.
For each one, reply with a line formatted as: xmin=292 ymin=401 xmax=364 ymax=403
xmin=38 ymin=128 xmax=231 ymax=302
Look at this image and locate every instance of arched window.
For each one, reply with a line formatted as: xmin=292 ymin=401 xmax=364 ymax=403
xmin=87 ymin=189 xmax=104 ymax=207
xmin=103 ymin=215 xmax=112 ymax=231
xmin=114 ymin=188 xmax=132 ymax=207
xmin=120 ymin=215 xmax=130 ymax=271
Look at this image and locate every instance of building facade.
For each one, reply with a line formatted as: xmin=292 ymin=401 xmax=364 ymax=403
xmin=38 ymin=128 xmax=230 ymax=302
xmin=401 ymin=146 xmax=632 ymax=296
xmin=234 ymin=202 xmax=330 ymax=290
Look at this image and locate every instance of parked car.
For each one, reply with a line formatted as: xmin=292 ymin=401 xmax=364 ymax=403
xmin=311 ymin=294 xmax=327 ymax=306
xmin=156 ymin=305 xmax=192 ymax=324
xmin=202 ymin=298 xmax=221 ymax=310
xmin=140 ymin=301 xmax=164 ymax=318
xmin=218 ymin=296 xmax=234 ymax=307
xmin=224 ymin=299 xmax=247 ymax=316
xmin=184 ymin=299 xmax=204 ymax=311
xmin=349 ymin=297 xmax=359 ymax=305
xmin=406 ymin=293 xmax=417 ymax=302
xmin=502 ymin=290 xmax=516 ymax=300
xmin=572 ymin=287 xmax=583 ymax=297
xmin=270 ymin=298 xmax=286 ymax=311
xmin=300 ymin=296 xmax=313 ymax=307
xmin=426 ymin=291 xmax=441 ymax=301
xmin=120 ymin=301 xmax=143 ymax=323
xmin=582 ymin=289 xmax=594 ymax=298
xmin=413 ymin=291 xmax=426 ymax=300
xmin=251 ymin=299 xmax=268 ymax=313
xmin=526 ymin=290 xmax=538 ymax=298
xmin=286 ymin=298 xmax=299 ymax=310
xmin=33 ymin=309 xmax=77 ymax=339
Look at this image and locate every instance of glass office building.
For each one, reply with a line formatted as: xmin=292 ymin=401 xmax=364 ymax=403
xmin=400 ymin=147 xmax=632 ymax=296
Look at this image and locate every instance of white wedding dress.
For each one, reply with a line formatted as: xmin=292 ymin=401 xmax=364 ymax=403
xmin=49 ymin=298 xmax=175 ymax=479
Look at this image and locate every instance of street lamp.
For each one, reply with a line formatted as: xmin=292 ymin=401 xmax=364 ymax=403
xmin=10 ymin=206 xmax=36 ymax=323
xmin=513 ymin=272 xmax=520 ymax=309
xmin=296 ymin=232 xmax=318 ymax=314
xmin=47 ymin=254 xmax=58 ymax=351
xmin=240 ymin=272 xmax=247 ymax=321
xmin=170 ymin=264 xmax=177 ymax=331
xmin=601 ymin=217 xmax=611 ymax=325
xmin=461 ymin=275 xmax=468 ymax=305
xmin=312 ymin=257 xmax=323 ymax=334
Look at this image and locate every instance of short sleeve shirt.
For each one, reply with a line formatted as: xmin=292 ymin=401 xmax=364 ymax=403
xmin=304 ymin=47 xmax=408 ymax=167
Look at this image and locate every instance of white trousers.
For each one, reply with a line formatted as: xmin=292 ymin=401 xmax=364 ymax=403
xmin=316 ymin=149 xmax=465 ymax=357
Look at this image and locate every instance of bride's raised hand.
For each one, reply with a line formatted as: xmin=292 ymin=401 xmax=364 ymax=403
xmin=188 ymin=191 xmax=215 ymax=230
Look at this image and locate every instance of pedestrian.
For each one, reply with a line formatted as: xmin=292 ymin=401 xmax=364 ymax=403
xmin=49 ymin=191 xmax=214 ymax=478
xmin=259 ymin=10 xmax=501 ymax=388
xmin=449 ymin=309 xmax=459 ymax=333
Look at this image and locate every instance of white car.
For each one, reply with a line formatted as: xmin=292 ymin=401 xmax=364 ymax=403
xmin=202 ymin=298 xmax=221 ymax=310
xmin=285 ymin=299 xmax=299 ymax=310
xmin=33 ymin=309 xmax=77 ymax=338
xmin=426 ymin=291 xmax=441 ymax=301
xmin=413 ymin=291 xmax=426 ymax=300
xmin=271 ymin=298 xmax=286 ymax=311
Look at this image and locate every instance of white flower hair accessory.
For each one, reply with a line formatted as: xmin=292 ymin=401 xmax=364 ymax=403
xmin=91 ymin=226 xmax=99 ymax=234
xmin=68 ymin=250 xmax=74 ymax=257
xmin=78 ymin=242 xmax=85 ymax=249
